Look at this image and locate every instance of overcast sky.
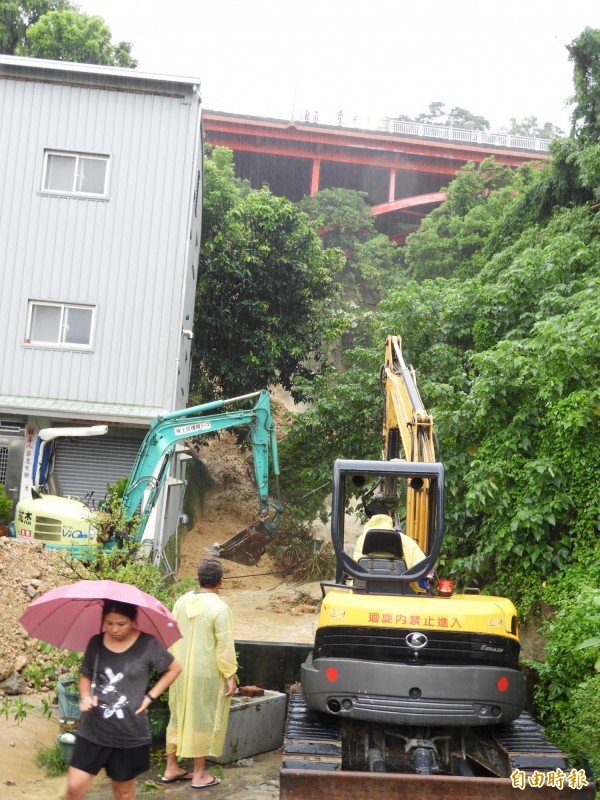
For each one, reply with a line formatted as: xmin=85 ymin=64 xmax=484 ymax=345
xmin=80 ymin=0 xmax=599 ymax=133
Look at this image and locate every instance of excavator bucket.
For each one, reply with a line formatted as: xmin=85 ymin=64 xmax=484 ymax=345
xmin=212 ymin=520 xmax=274 ymax=566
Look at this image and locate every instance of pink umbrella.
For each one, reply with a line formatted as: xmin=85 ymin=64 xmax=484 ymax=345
xmin=20 ymin=579 xmax=181 ymax=651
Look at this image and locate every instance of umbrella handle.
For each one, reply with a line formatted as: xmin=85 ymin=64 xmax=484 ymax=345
xmin=91 ymin=638 xmax=101 ymax=698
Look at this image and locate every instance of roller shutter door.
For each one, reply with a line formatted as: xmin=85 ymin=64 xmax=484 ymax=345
xmin=53 ymin=430 xmax=146 ymax=505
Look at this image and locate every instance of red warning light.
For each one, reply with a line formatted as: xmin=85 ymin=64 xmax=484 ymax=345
xmin=326 ymin=667 xmax=338 ymax=683
xmin=438 ymin=579 xmax=453 ymax=596
xmin=497 ymin=676 xmax=509 ymax=692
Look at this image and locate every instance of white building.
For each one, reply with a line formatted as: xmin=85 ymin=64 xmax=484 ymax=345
xmin=0 ymin=55 xmax=203 ymax=555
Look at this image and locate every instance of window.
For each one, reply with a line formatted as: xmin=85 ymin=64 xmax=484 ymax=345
xmin=25 ymin=302 xmax=95 ymax=349
xmin=41 ymin=150 xmax=110 ymax=198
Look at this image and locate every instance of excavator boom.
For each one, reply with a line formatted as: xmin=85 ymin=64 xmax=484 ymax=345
xmin=380 ymin=334 xmax=436 ymax=553
xmin=124 ymin=390 xmax=281 ymax=561
xmin=382 ymin=334 xmax=436 ymax=464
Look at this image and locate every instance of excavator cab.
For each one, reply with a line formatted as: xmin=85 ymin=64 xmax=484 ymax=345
xmin=334 ymin=459 xmax=444 ymax=592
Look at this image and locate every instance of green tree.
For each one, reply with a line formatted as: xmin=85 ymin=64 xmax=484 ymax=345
xmin=445 ymin=106 xmax=490 ymax=131
xmin=298 ymin=188 xmax=404 ymax=304
xmin=403 ymin=158 xmax=527 ymax=281
xmin=506 ymin=116 xmax=563 ymax=139
xmin=0 ymin=0 xmax=70 ymax=54
xmin=297 ymin=188 xmax=405 ymax=358
xmin=191 ymin=147 xmax=343 ymax=400
xmin=412 ymin=102 xmax=490 ymax=131
xmin=415 ymin=101 xmax=446 ymax=124
xmin=568 ymin=26 xmax=600 ymax=142
xmin=279 ymin=345 xmax=382 ymax=521
xmin=18 ymin=8 xmax=136 ymax=65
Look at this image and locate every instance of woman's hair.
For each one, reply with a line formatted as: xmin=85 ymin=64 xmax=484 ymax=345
xmin=102 ymin=599 xmax=138 ymax=622
xmin=198 ymin=558 xmax=224 ymax=588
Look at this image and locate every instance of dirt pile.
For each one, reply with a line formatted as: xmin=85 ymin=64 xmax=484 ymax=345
xmin=0 ymin=538 xmax=81 ymax=693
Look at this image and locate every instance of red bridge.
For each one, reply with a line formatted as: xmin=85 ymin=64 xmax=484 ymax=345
xmin=204 ymin=111 xmax=551 ymax=242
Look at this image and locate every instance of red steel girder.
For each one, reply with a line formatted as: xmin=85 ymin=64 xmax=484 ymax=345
xmin=205 ymin=132 xmax=461 ymax=176
xmin=371 ymin=192 xmax=447 ymax=215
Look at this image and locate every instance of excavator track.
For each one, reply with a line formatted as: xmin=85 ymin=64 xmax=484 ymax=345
xmin=280 ymin=690 xmax=596 ymax=799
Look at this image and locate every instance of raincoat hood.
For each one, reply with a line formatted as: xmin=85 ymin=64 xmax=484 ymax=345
xmin=364 ymin=513 xmax=394 ymax=531
xmin=184 ymin=591 xmax=214 ymax=619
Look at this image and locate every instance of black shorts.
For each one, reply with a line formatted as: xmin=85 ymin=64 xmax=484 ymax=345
xmin=70 ymin=735 xmax=150 ymax=782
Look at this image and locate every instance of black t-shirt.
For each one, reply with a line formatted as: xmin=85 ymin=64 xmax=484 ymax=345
xmin=77 ymin=631 xmax=174 ymax=748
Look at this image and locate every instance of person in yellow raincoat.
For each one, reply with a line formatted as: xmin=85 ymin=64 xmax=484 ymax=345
xmin=353 ymin=513 xmax=426 ymax=568
xmin=162 ymin=558 xmax=237 ymax=789
xmin=352 ymin=513 xmax=427 ymax=594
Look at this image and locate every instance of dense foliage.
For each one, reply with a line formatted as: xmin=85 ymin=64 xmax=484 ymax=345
xmin=0 ymin=0 xmax=136 ymax=66
xmin=568 ymin=27 xmax=600 ymax=143
xmin=298 ymin=187 xmax=405 ymax=305
xmin=191 ymin=147 xmax=343 ymax=400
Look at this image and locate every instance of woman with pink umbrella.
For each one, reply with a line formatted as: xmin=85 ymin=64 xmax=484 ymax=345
xmin=21 ymin=581 xmax=183 ymax=800
xmin=67 ymin=599 xmax=181 ymax=800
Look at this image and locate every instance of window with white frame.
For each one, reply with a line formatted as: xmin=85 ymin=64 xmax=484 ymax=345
xmin=41 ymin=150 xmax=110 ymax=198
xmin=25 ymin=301 xmax=95 ymax=349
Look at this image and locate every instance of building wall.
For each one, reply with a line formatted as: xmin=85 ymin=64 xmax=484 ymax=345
xmin=0 ymin=60 xmax=202 ymax=416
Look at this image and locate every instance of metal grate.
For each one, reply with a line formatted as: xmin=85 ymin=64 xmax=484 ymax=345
xmin=0 ymin=446 xmax=8 ymax=484
xmin=314 ymin=626 xmax=521 ymax=668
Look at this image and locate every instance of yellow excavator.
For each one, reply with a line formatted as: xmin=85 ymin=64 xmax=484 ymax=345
xmin=281 ymin=336 xmax=595 ymax=799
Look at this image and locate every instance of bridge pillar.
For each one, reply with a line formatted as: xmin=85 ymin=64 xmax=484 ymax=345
xmin=388 ymin=168 xmax=397 ymax=203
xmin=310 ymin=159 xmax=321 ymax=195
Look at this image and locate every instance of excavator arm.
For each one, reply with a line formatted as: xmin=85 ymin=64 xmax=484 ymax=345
xmin=378 ymin=334 xmax=437 ymax=553
xmin=15 ymin=390 xmax=280 ymax=561
xmin=123 ymin=390 xmax=281 ymax=556
xmin=382 ymin=334 xmax=436 ymax=464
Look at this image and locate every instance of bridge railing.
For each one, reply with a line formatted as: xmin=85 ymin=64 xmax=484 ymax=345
xmin=383 ymin=119 xmax=551 ymax=152
xmin=295 ymin=112 xmax=551 ymax=153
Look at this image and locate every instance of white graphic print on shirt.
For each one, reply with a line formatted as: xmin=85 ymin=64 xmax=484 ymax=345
xmin=99 ymin=667 xmax=129 ymax=719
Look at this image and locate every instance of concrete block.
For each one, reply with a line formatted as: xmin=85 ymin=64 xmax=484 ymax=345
xmin=214 ymin=689 xmax=286 ymax=764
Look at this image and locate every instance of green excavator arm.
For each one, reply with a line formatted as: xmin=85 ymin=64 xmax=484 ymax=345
xmin=124 ymin=389 xmax=281 ymax=563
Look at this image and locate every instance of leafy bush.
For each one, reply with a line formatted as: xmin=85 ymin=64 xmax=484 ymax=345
xmin=0 ymin=696 xmax=35 ymax=723
xmin=88 ymin=478 xmax=140 ymax=545
xmin=0 ymin=482 xmax=12 ymax=524
xmin=268 ymin=505 xmax=335 ymax=583
xmin=534 ymin=588 xmax=600 ymax=769
xmin=567 ymin=673 xmax=600 ymax=776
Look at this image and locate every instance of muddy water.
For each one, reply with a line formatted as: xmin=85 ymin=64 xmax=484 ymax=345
xmin=1 ymin=700 xmax=280 ymax=799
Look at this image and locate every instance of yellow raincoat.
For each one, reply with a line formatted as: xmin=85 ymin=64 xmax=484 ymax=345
xmin=166 ymin=591 xmax=237 ymax=758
